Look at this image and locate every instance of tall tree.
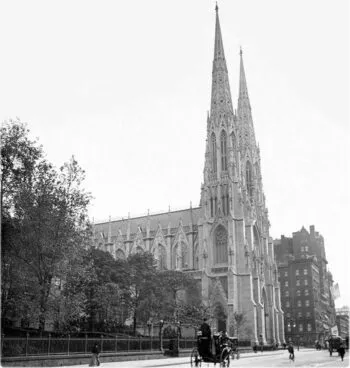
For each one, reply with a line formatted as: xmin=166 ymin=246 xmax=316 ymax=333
xmin=1 ymin=120 xmax=92 ymax=330
xmin=122 ymin=252 xmax=158 ymax=335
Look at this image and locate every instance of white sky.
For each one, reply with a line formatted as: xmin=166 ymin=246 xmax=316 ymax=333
xmin=1 ymin=0 xmax=349 ymax=308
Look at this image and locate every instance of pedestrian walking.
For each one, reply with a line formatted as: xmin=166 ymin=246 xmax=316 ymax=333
xmin=338 ymin=343 xmax=346 ymax=361
xmin=259 ymin=334 xmax=264 ymax=353
xmin=288 ymin=342 xmax=295 ymax=362
xmin=89 ymin=343 xmax=100 ymax=366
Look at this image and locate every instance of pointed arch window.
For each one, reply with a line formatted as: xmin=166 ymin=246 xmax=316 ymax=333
xmin=181 ymin=242 xmax=189 ymax=269
xmin=158 ymin=244 xmax=167 ymax=270
xmin=194 ymin=244 xmax=199 ymax=270
xmin=172 ymin=244 xmax=179 ymax=269
xmin=214 ymin=225 xmax=228 ymax=264
xmin=246 ymin=160 xmax=253 ymax=198
xmin=220 ymin=130 xmax=228 ymax=171
xmin=211 ymin=133 xmax=217 ymax=173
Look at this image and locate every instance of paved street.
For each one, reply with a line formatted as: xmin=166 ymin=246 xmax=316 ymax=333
xmin=62 ymin=349 xmax=349 ymax=368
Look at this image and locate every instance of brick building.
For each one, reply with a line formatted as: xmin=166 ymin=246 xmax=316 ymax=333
xmin=274 ymin=226 xmax=336 ymax=346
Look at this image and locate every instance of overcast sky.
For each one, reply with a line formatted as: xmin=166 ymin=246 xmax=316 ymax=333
xmin=1 ymin=0 xmax=349 ymax=308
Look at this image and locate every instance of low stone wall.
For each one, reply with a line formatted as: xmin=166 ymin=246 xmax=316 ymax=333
xmin=1 ymin=350 xmax=191 ymax=367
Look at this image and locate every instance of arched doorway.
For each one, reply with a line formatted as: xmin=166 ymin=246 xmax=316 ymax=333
xmin=214 ymin=303 xmax=227 ymax=332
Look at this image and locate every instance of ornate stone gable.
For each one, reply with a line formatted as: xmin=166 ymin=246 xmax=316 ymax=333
xmin=151 ymin=224 xmax=167 ymax=253
xmin=172 ymin=221 xmax=189 ymax=248
xmin=210 ymin=277 xmax=228 ymax=304
xmin=132 ymin=227 xmax=145 ymax=254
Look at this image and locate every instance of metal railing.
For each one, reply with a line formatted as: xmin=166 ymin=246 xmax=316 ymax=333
xmin=1 ymin=334 xmax=196 ymax=358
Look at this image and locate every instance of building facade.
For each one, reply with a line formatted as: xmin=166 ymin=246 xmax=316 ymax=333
xmin=274 ymin=226 xmax=337 ymax=346
xmin=93 ymin=6 xmax=284 ymax=345
xmin=336 ymin=307 xmax=349 ymax=340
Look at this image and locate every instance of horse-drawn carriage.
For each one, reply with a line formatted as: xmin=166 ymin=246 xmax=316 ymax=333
xmin=190 ymin=331 xmax=240 ymax=367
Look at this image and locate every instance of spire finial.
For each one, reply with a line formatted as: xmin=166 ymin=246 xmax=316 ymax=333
xmin=240 ymin=46 xmax=243 ymax=56
xmin=215 ymin=2 xmax=218 ymax=12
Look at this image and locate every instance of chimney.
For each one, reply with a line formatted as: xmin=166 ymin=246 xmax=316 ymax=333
xmin=310 ymin=225 xmax=315 ymax=237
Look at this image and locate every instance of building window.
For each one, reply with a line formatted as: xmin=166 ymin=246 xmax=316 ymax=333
xmin=220 ymin=130 xmax=228 ymax=171
xmin=306 ymin=312 xmax=311 ymax=318
xmin=286 ymin=313 xmax=291 ymax=318
xmin=194 ymin=245 xmax=199 ymax=270
xmin=285 ymin=291 xmax=289 ymax=297
xmin=297 ymin=300 xmax=302 ymax=307
xmin=299 ymin=324 xmax=303 ymax=332
xmin=172 ymin=244 xmax=180 ymax=269
xmin=284 ymin=271 xmax=288 ymax=277
xmin=181 ymin=242 xmax=189 ymax=269
xmin=296 ymin=269 xmax=299 ymax=276
xmin=304 ymin=269 xmax=308 ymax=275
xmin=305 ymin=246 xmax=309 ymax=252
xmin=158 ymin=244 xmax=167 ymax=270
xmin=296 ymin=279 xmax=300 ymax=286
xmin=305 ymin=300 xmax=310 ymax=307
xmin=301 ymin=246 xmax=304 ymax=252
xmin=285 ymin=281 xmax=288 ymax=287
xmin=211 ymin=133 xmax=217 ymax=173
xmin=286 ymin=301 xmax=290 ymax=308
xmin=298 ymin=312 xmax=302 ymax=318
xmin=305 ymin=289 xmax=309 ymax=296
xmin=287 ymin=325 xmax=291 ymax=332
xmin=215 ymin=225 xmax=228 ymax=264
xmin=296 ymin=290 xmax=301 ymax=296
xmin=307 ymin=323 xmax=312 ymax=332
xmin=304 ymin=279 xmax=308 ymax=286
xmin=246 ymin=161 xmax=253 ymax=198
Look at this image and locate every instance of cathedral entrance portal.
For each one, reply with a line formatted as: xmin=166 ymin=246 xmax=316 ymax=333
xmin=213 ymin=303 xmax=227 ymax=333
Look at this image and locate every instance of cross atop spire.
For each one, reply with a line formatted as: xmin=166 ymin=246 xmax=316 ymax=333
xmin=210 ymin=4 xmax=233 ymax=118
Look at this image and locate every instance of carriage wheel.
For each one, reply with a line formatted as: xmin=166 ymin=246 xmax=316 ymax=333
xmin=190 ymin=347 xmax=201 ymax=367
xmin=220 ymin=347 xmax=230 ymax=367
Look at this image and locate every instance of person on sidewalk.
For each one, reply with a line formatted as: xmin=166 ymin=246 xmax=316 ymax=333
xmin=288 ymin=342 xmax=295 ymax=362
xmin=338 ymin=343 xmax=346 ymax=361
xmin=89 ymin=343 xmax=100 ymax=366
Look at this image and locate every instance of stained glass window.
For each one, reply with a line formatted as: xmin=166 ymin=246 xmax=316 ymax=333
xmin=215 ymin=225 xmax=228 ymax=264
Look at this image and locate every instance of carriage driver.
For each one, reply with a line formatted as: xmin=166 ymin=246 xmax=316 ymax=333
xmin=199 ymin=318 xmax=212 ymax=357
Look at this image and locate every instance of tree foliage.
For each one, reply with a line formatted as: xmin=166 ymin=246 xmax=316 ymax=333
xmin=1 ymin=119 xmax=92 ymax=330
xmin=1 ymin=119 xmax=206 ymax=335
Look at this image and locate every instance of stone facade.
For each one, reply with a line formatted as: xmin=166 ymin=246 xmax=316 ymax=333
xmin=93 ymin=6 xmax=284 ymax=345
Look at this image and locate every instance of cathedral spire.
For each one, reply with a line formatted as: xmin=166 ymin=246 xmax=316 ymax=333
xmin=210 ymin=4 xmax=233 ymax=118
xmin=238 ymin=47 xmax=250 ymax=109
xmin=237 ymin=48 xmax=256 ymax=148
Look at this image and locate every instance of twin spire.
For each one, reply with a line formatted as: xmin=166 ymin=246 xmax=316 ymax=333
xmin=210 ymin=4 xmax=250 ymax=120
xmin=210 ymin=4 xmax=255 ymax=148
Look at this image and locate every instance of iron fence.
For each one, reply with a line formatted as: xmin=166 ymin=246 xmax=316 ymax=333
xmin=1 ymin=335 xmax=196 ymax=358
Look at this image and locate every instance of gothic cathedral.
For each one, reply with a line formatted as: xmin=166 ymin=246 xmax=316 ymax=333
xmin=93 ymin=5 xmax=285 ymax=345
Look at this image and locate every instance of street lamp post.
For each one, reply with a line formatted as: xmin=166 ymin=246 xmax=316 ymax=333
xmin=287 ymin=320 xmax=296 ymax=345
xmin=147 ymin=320 xmax=152 ymax=337
xmin=176 ymin=321 xmax=181 ymax=351
xmin=159 ymin=320 xmax=164 ymax=352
